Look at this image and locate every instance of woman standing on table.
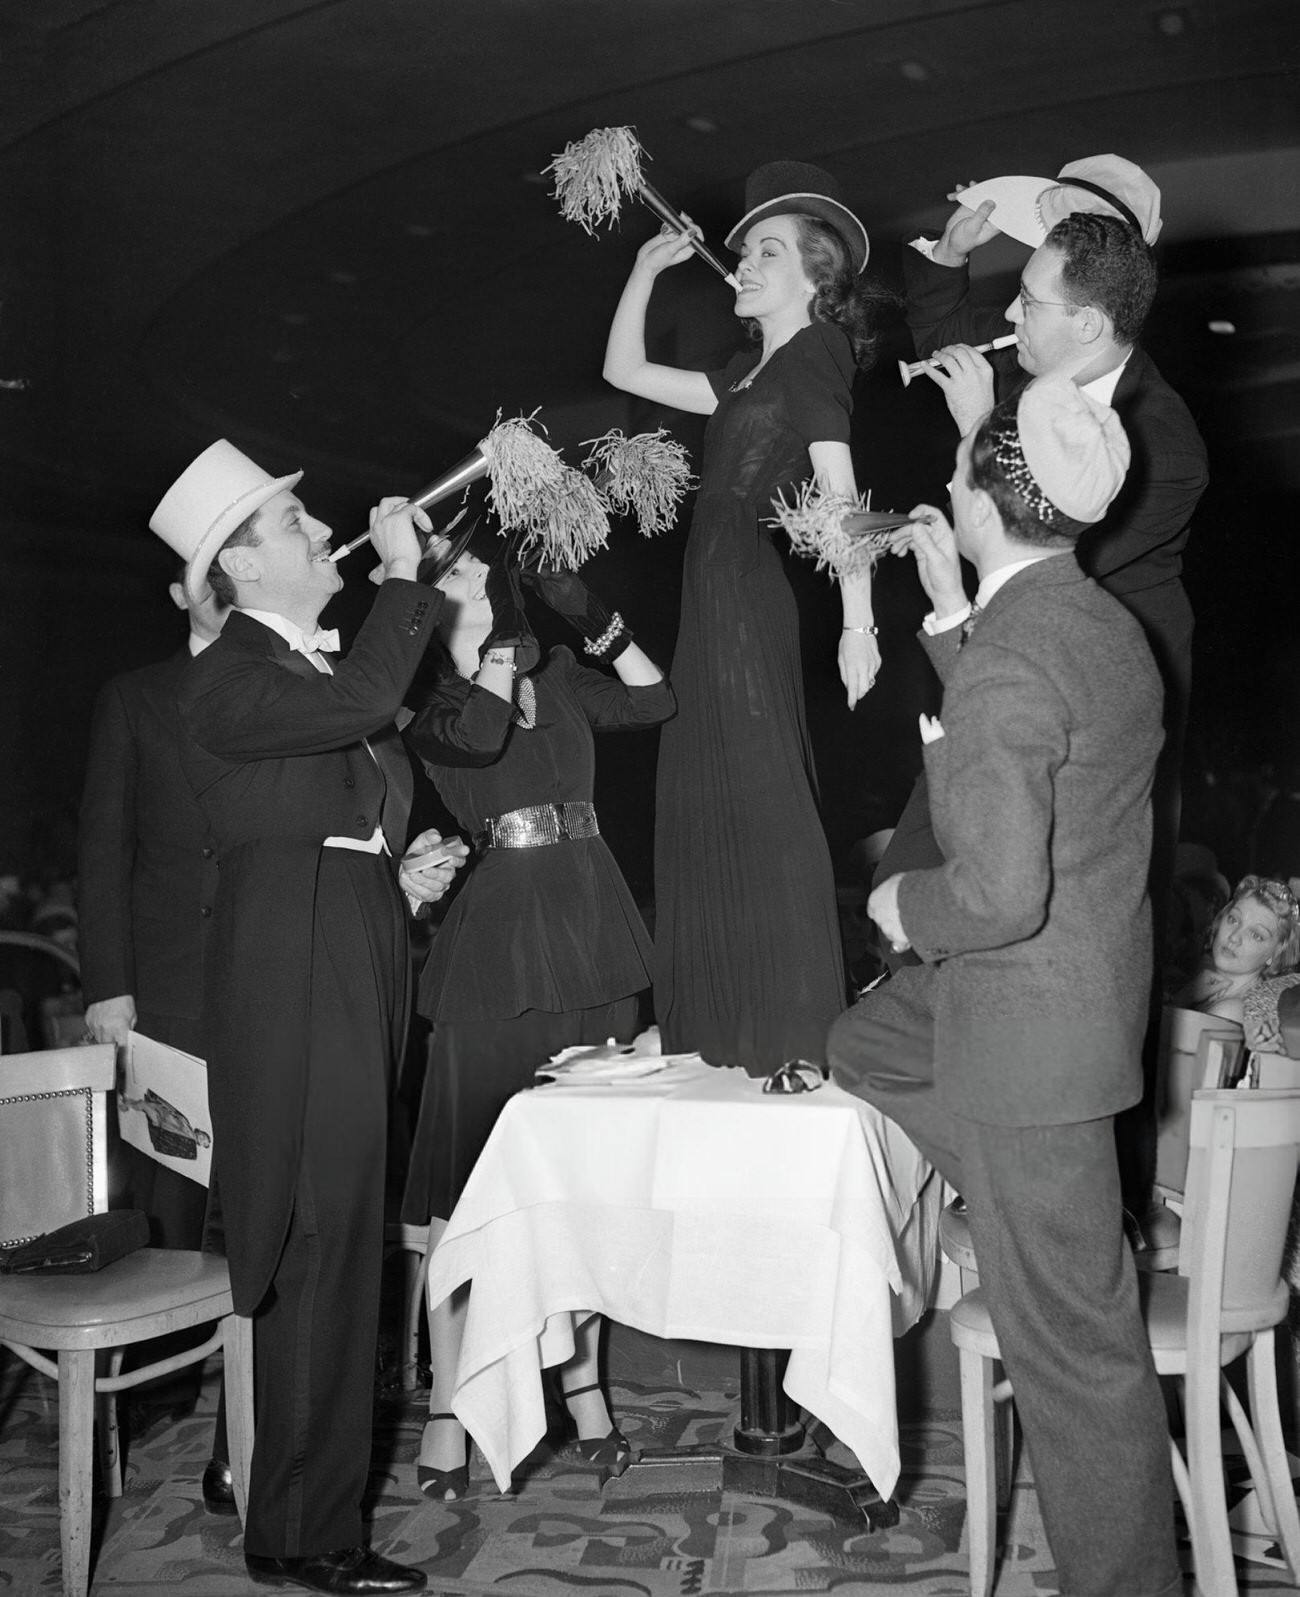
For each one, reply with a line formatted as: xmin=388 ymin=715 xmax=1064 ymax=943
xmin=604 ymin=161 xmax=888 ymax=1072
xmin=400 ymin=512 xmax=674 ymax=1500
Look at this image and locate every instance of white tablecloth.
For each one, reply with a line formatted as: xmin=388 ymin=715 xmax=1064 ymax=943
xmin=425 ymin=1059 xmax=943 ymax=1497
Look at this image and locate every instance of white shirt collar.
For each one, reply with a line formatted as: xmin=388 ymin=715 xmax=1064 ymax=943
xmin=974 ymin=555 xmax=1059 ymax=610
xmin=188 ymin=631 xmax=216 ymax=657
xmin=1080 ymin=349 xmax=1132 ymax=409
xmin=239 ymin=608 xmax=319 ymax=654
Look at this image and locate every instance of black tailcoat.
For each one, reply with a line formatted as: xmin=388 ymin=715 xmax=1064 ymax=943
xmin=175 ymin=581 xmax=431 ymax=1312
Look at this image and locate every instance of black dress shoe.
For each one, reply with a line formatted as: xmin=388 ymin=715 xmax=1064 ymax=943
xmin=201 ymin=1456 xmax=237 ymax=1516
xmin=245 ymin=1547 xmax=427 ymax=1594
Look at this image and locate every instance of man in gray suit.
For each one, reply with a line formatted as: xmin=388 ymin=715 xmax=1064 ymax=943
xmin=830 ymin=377 xmax=1180 ymax=1597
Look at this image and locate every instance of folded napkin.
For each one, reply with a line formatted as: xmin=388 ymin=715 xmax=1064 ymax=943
xmin=535 ymin=1030 xmax=706 ymax=1085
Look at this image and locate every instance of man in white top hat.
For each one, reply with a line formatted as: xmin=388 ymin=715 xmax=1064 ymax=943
xmin=832 ymin=378 xmax=1180 ymax=1597
xmin=150 ymin=440 xmax=464 ymax=1594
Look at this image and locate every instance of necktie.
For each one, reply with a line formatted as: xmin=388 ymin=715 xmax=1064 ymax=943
xmin=301 ymin=628 xmax=340 ymax=655
xmin=958 ymin=603 xmax=982 ymax=648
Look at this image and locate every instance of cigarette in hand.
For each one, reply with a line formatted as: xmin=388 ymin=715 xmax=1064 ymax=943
xmin=898 ymin=334 xmax=1018 ymax=387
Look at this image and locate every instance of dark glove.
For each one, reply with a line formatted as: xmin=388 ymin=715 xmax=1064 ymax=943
xmin=522 ymin=564 xmax=634 ymax=663
xmin=482 ymin=549 xmax=540 ymax=675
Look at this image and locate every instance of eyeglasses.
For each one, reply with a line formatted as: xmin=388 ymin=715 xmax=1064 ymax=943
xmin=762 ymin=1060 xmax=826 ymax=1095
xmin=1015 ymin=279 xmax=1079 ymax=314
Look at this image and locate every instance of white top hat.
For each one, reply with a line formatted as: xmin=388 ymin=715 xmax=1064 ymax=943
xmin=949 ymin=155 xmax=1162 ymax=249
xmin=150 ymin=439 xmax=303 ymax=605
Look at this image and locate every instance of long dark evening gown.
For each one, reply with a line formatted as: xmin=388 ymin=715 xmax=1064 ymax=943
xmin=654 ymin=318 xmax=851 ymax=1073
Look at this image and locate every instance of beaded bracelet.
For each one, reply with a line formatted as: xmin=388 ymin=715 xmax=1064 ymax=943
xmin=584 ymin=613 xmax=626 ymax=657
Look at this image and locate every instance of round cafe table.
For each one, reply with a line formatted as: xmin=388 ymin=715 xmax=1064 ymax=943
xmin=424 ymin=1055 xmax=944 ymax=1523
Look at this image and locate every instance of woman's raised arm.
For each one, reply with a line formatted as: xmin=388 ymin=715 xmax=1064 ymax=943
xmin=603 ymin=227 xmax=717 ymax=416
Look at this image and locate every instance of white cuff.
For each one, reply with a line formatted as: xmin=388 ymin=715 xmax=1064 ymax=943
xmin=922 ymin=605 xmax=971 ymax=636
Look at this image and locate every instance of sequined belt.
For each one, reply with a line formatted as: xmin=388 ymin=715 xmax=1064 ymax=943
xmin=477 ymin=802 xmax=599 ymax=851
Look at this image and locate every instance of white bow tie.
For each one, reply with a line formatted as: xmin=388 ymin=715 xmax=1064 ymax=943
xmin=300 ymin=629 xmax=340 ymax=655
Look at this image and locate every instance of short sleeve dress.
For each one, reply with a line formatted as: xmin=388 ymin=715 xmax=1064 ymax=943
xmin=654 ymin=319 xmax=850 ymax=1072
xmin=401 ymin=645 xmax=675 ymax=1221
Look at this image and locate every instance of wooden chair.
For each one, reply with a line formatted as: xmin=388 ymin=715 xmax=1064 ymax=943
xmin=0 ymin=1044 xmax=253 ymax=1597
xmin=384 ymin=1219 xmax=432 ymax=1390
xmin=949 ymin=1089 xmax=1300 ymax=1597
xmin=382 ymin=1216 xmax=453 ymax=1389
xmin=938 ymin=1201 xmax=1014 ymax=1512
xmin=1154 ymin=1007 xmax=1245 ymax=1207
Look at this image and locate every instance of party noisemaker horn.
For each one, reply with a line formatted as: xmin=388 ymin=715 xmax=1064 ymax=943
xmin=899 ymin=334 xmax=1018 ymax=386
xmin=582 ymin=428 xmax=696 ymax=538
xmin=329 ymin=413 xmax=611 ymax=570
xmin=772 ymin=483 xmax=911 ymax=581
xmin=545 ymin=125 xmax=742 ymax=290
xmin=327 ymin=449 xmax=488 ymax=562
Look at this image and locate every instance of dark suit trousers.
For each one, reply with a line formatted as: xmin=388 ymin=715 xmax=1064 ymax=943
xmin=243 ymin=853 xmax=405 ymax=1558
xmin=829 ymin=972 xmax=1181 ymax=1597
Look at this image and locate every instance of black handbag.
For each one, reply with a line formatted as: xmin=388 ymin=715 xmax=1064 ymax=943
xmin=0 ymin=1209 xmax=150 ymax=1275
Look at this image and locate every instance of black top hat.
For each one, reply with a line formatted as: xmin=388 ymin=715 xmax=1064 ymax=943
xmin=725 ymin=161 xmax=870 ymax=274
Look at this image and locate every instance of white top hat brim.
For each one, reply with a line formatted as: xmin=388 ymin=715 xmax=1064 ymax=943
xmin=181 ymin=469 xmax=303 ymax=606
xmin=950 ymin=175 xmax=1057 ymax=248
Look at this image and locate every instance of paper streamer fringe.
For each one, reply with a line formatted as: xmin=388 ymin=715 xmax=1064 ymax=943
xmin=544 ymin=125 xmax=645 ymax=235
xmin=772 ymin=482 xmax=896 ymax=580
xmin=583 ymin=427 xmax=695 ymax=538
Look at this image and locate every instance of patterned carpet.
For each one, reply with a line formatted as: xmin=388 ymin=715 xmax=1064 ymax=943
xmin=1 ymin=1329 xmax=1297 ymax=1596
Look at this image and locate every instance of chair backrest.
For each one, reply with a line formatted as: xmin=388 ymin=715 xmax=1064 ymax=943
xmin=1252 ymin=1053 xmax=1300 ymax=1089
xmin=0 ymin=1044 xmax=115 ymax=1249
xmin=1154 ymin=1007 xmax=1245 ymax=1201
xmin=1280 ymin=986 xmax=1300 ymax=1059
xmin=1179 ymin=1089 xmax=1300 ymax=1325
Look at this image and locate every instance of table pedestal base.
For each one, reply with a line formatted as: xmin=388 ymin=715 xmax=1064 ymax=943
xmin=620 ymin=1349 xmax=899 ymax=1530
xmin=622 ymin=1444 xmax=900 ymax=1529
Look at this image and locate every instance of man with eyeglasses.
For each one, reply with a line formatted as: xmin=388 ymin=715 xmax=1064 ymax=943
xmin=879 ymin=168 xmax=1207 ymax=1253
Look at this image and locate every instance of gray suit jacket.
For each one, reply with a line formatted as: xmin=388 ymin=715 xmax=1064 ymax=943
xmin=899 ymin=555 xmax=1164 ymax=1127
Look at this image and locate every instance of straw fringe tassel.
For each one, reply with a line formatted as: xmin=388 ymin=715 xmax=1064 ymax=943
xmin=582 ymin=428 xmax=695 ymax=538
xmin=772 ymin=483 xmax=888 ymax=581
xmin=479 ymin=412 xmax=609 ymax=570
xmin=545 ymin=125 xmax=645 ymax=234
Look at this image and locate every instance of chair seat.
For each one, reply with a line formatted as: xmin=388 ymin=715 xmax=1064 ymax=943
xmin=0 ymin=1249 xmax=232 ymax=1348
xmin=949 ymin=1285 xmax=999 ymax=1355
xmin=951 ymin=1274 xmax=1284 ymax=1373
xmin=1139 ymin=1271 xmax=1287 ymax=1367
xmin=385 ymin=1220 xmax=431 ymax=1253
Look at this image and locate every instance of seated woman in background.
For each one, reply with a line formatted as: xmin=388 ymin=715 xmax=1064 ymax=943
xmin=1171 ymin=874 xmax=1300 ymax=1025
xmin=400 ymin=513 xmax=674 ymax=1501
